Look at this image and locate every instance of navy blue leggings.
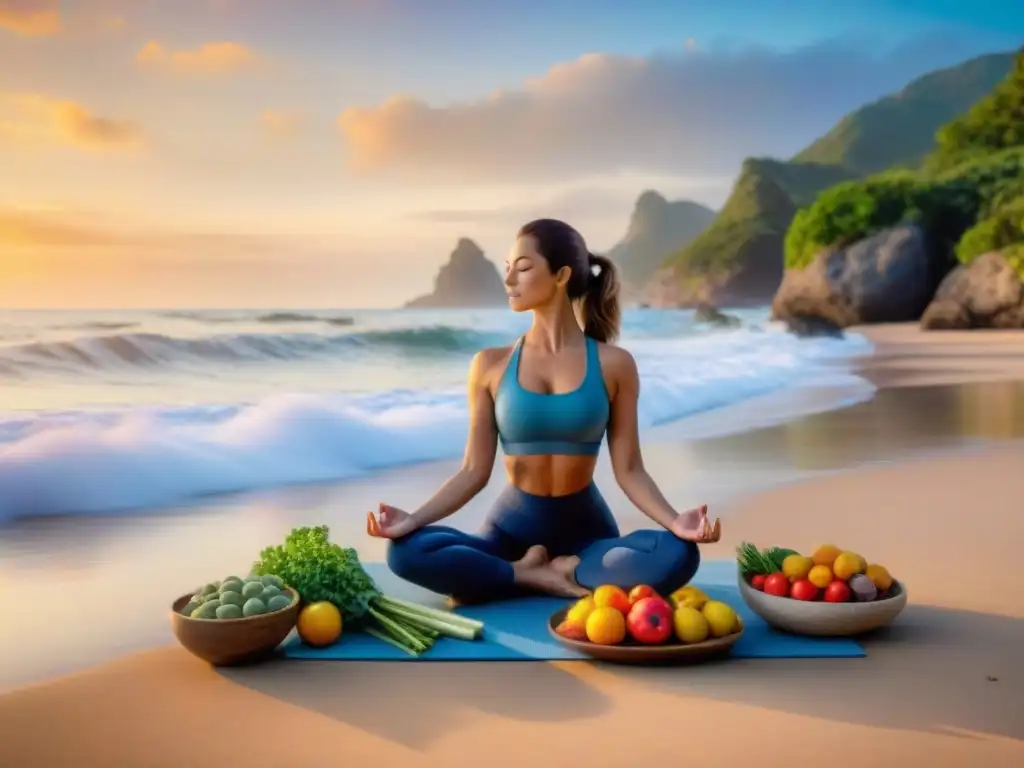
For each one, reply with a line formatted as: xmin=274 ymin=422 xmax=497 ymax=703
xmin=386 ymin=483 xmax=700 ymax=601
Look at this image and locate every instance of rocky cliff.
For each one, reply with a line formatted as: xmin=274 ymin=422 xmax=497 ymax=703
xmin=403 ymin=238 xmax=507 ymax=308
xmin=651 ymin=51 xmax=1015 ymax=309
xmin=607 ymin=190 xmax=715 ymax=292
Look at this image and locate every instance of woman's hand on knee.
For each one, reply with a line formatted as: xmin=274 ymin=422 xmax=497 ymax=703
xmin=367 ymin=503 xmax=419 ymax=539
xmin=670 ymin=504 xmax=721 ymax=543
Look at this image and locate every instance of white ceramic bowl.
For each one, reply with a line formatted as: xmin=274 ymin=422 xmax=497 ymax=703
xmin=737 ymin=572 xmax=907 ymax=636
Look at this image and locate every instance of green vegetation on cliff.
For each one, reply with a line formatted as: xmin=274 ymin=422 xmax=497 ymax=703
xmin=794 ymin=53 xmax=1014 ymax=174
xmin=785 ymin=49 xmax=1024 ymax=277
xmin=666 ymin=159 xmax=855 ymax=278
xmin=661 ymin=51 xmax=1014 ymax=299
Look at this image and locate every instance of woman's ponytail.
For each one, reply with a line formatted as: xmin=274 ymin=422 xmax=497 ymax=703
xmin=580 ymin=252 xmax=621 ymax=343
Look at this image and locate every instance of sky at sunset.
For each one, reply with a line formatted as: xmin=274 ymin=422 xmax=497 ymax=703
xmin=0 ymin=0 xmax=1020 ymax=308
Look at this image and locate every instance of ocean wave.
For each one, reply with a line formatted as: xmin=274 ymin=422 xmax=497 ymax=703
xmin=159 ymin=310 xmax=354 ymax=326
xmin=0 ymin=328 xmax=875 ymax=519
xmin=0 ymin=325 xmax=512 ymax=376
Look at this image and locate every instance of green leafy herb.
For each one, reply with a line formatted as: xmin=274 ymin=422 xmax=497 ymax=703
xmin=736 ymin=541 xmax=792 ymax=575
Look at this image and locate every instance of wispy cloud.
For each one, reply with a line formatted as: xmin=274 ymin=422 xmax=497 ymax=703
xmin=336 ymin=36 xmax=1004 ymax=183
xmin=136 ymin=40 xmax=262 ymax=76
xmin=0 ymin=0 xmax=60 ymax=35
xmin=0 ymin=206 xmax=296 ymax=255
xmin=0 ymin=93 xmax=144 ymax=151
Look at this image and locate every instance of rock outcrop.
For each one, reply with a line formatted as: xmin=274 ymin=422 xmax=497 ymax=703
xmin=607 ymin=190 xmax=715 ymax=293
xmin=920 ymin=252 xmax=1024 ymax=329
xmin=693 ymin=302 xmax=741 ymax=328
xmin=771 ymin=225 xmax=935 ymax=327
xmin=404 ymin=238 xmax=507 ymax=309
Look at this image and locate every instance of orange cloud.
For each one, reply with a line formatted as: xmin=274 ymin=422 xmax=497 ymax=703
xmin=136 ymin=40 xmax=261 ymax=76
xmin=0 ymin=0 xmax=60 ymax=35
xmin=0 ymin=93 xmax=143 ymax=151
xmin=260 ymin=109 xmax=304 ymax=139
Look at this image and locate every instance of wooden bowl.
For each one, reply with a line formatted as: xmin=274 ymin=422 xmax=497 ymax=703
xmin=170 ymin=587 xmax=301 ymax=666
xmin=547 ymin=607 xmax=743 ymax=664
xmin=737 ymin=573 xmax=907 ymax=636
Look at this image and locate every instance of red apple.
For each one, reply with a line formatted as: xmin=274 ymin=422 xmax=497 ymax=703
xmin=824 ymin=580 xmax=852 ymax=603
xmin=626 ymin=597 xmax=674 ymax=644
xmin=789 ymin=579 xmax=820 ymax=601
xmin=763 ymin=573 xmax=790 ymax=597
xmin=751 ymin=574 xmax=768 ymax=591
xmin=628 ymin=584 xmax=657 ymax=605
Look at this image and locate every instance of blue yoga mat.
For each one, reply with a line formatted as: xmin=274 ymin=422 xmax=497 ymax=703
xmin=281 ymin=559 xmax=865 ymax=661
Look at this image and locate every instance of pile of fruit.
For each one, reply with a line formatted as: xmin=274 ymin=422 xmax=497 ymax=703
xmin=554 ymin=583 xmax=743 ymax=646
xmin=737 ymin=542 xmax=896 ymax=602
xmin=180 ymin=573 xmax=294 ymax=620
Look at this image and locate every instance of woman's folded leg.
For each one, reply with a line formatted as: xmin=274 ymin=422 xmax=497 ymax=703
xmin=386 ymin=525 xmax=526 ymax=600
xmin=574 ymin=529 xmax=700 ymax=595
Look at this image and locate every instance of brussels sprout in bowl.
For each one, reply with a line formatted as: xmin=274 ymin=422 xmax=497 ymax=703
xmin=170 ymin=574 xmax=300 ymax=666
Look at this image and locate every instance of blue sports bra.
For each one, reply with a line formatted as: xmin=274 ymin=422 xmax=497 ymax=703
xmin=494 ymin=335 xmax=610 ymax=457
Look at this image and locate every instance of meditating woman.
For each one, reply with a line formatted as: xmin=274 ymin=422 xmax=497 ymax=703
xmin=367 ymin=218 xmax=721 ymax=601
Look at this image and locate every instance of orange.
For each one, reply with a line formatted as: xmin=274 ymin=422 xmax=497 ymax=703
xmin=593 ymin=585 xmax=631 ymax=615
xmin=585 ymin=606 xmax=627 ymax=645
xmin=812 ymin=544 xmax=843 ymax=568
xmin=297 ymin=601 xmax=342 ymax=647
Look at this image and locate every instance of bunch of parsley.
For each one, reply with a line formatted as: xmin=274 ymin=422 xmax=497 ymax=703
xmin=252 ymin=525 xmax=379 ymax=622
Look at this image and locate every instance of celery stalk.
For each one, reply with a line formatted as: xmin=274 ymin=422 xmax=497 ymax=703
xmin=364 ymin=626 xmax=420 ymax=657
xmin=368 ymin=607 xmax=430 ymax=652
xmin=375 ymin=596 xmax=484 ymax=634
xmin=377 ymin=602 xmax=478 ymax=641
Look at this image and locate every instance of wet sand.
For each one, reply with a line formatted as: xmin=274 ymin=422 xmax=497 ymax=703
xmin=2 ymin=324 xmax=1024 ymax=766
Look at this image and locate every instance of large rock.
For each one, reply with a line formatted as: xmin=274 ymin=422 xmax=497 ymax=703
xmin=404 ymin=238 xmax=507 ymax=308
xmin=920 ymin=252 xmax=1024 ymax=330
xmin=771 ymin=225 xmax=934 ymax=327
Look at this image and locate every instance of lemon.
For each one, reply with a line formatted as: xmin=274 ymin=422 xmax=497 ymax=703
xmin=865 ymin=564 xmax=893 ymax=591
xmin=807 ymin=564 xmax=833 ymax=589
xmin=833 ymin=551 xmax=867 ymax=581
xmin=701 ymin=600 xmax=739 ymax=638
xmin=673 ymin=607 xmax=710 ymax=644
xmin=781 ymin=554 xmax=814 ymax=581
xmin=566 ymin=596 xmax=596 ymax=625
xmin=670 ymin=585 xmax=708 ymax=610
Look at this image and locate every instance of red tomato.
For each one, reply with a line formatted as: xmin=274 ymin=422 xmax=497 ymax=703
xmin=790 ymin=579 xmax=820 ymax=601
xmin=628 ymin=584 xmax=657 ymax=605
xmin=625 ymin=597 xmax=674 ymax=644
xmin=763 ymin=573 xmax=790 ymax=597
xmin=824 ymin=580 xmax=852 ymax=603
xmin=751 ymin=574 xmax=768 ymax=591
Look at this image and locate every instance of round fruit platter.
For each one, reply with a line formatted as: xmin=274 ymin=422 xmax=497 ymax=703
xmin=736 ymin=541 xmax=907 ymax=636
xmin=547 ymin=584 xmax=745 ymax=664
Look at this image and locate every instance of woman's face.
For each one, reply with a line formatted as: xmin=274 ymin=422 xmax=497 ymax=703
xmin=504 ymin=235 xmax=568 ymax=312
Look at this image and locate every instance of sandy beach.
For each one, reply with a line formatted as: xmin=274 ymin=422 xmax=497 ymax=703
xmin=2 ymin=324 xmax=1024 ymax=767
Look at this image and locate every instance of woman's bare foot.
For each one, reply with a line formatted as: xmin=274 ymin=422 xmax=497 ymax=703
xmin=513 ymin=544 xmax=549 ymax=569
xmin=513 ymin=555 xmax=589 ymax=598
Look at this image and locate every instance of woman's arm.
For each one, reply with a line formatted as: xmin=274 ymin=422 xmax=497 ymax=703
xmin=407 ymin=348 xmax=500 ymax=529
xmin=604 ymin=347 xmax=682 ymax=531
